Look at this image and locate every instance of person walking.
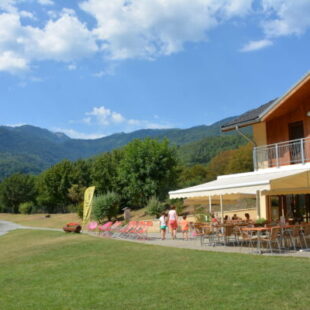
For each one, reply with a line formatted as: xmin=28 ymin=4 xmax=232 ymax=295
xmin=168 ymin=206 xmax=178 ymax=240
xmin=159 ymin=212 xmax=168 ymax=240
xmin=180 ymin=215 xmax=189 ymax=240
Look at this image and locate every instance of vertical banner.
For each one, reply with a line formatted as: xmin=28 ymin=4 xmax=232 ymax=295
xmin=82 ymin=186 xmax=96 ymax=226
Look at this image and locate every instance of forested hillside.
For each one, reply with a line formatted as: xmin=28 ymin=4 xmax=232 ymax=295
xmin=0 ymin=117 xmax=251 ymax=180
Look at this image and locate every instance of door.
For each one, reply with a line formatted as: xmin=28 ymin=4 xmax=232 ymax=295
xmin=288 ymin=121 xmax=304 ymax=163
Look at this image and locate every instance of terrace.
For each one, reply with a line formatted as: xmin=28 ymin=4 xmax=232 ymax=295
xmin=254 ymin=137 xmax=310 ymax=170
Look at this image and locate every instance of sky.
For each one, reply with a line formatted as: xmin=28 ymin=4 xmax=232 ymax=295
xmin=0 ymin=0 xmax=309 ymax=139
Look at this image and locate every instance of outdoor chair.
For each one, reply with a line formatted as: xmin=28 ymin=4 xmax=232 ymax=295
xmin=216 ymin=225 xmax=237 ymax=246
xmin=300 ymin=224 xmax=310 ymax=249
xmin=110 ymin=221 xmax=122 ymax=237
xmin=98 ymin=221 xmax=113 ymax=236
xmin=235 ymin=226 xmax=257 ymax=249
xmin=133 ymin=221 xmax=149 ymax=240
xmin=193 ymin=223 xmax=206 ymax=243
xmin=87 ymin=221 xmax=98 ymax=234
xmin=286 ymin=225 xmax=301 ymax=251
xmin=200 ymin=224 xmax=215 ymax=246
xmin=258 ymin=227 xmax=282 ymax=254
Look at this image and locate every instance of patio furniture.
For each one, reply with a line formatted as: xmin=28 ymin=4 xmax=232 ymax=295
xmin=98 ymin=221 xmax=113 ymax=236
xmin=87 ymin=221 xmax=98 ymax=233
xmin=257 ymin=227 xmax=282 ymax=254
xmin=238 ymin=226 xmax=258 ymax=250
xmin=300 ymin=224 xmax=310 ymax=249
xmin=285 ymin=225 xmax=301 ymax=251
xmin=215 ymin=225 xmax=237 ymax=246
xmin=199 ymin=224 xmax=215 ymax=246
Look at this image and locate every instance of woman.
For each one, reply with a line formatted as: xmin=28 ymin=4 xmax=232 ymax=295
xmin=168 ymin=206 xmax=178 ymax=240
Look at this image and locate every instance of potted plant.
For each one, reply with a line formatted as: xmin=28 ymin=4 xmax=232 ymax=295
xmin=255 ymin=218 xmax=267 ymax=227
xmin=63 ymin=222 xmax=82 ymax=233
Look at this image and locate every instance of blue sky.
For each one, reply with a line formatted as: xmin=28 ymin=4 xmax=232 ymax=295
xmin=0 ymin=0 xmax=309 ymax=139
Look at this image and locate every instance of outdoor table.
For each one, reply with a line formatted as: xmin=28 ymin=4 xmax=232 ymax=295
xmin=241 ymin=226 xmax=273 ymax=254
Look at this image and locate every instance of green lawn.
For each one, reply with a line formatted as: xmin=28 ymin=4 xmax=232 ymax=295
xmin=0 ymin=230 xmax=309 ymax=310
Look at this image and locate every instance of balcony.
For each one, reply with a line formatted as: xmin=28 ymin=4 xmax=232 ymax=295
xmin=253 ymin=137 xmax=310 ymax=170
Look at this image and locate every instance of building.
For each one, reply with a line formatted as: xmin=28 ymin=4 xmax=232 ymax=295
xmin=169 ymin=72 xmax=310 ymax=223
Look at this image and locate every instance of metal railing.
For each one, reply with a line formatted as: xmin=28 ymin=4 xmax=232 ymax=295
xmin=253 ymin=137 xmax=310 ymax=170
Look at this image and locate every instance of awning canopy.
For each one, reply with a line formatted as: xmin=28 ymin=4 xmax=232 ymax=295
xmin=169 ymin=166 xmax=310 ymax=200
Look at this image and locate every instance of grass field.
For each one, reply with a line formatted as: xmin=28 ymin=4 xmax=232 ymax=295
xmin=0 ymin=229 xmax=309 ymax=310
xmin=0 ymin=209 xmax=152 ymax=229
xmin=0 ymin=213 xmax=81 ymax=228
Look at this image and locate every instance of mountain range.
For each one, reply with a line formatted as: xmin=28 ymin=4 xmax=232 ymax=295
xmin=0 ymin=116 xmax=250 ymax=180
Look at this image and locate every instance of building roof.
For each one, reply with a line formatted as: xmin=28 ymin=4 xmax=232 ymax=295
xmin=221 ymin=99 xmax=276 ymax=131
xmin=221 ymin=71 xmax=310 ymax=132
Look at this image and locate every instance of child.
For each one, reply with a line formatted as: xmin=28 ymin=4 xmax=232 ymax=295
xmin=159 ymin=212 xmax=167 ymax=240
xmin=181 ymin=215 xmax=189 ymax=240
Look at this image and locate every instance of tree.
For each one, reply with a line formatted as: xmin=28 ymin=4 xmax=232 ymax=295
xmin=206 ymin=149 xmax=235 ymax=181
xmin=92 ymin=192 xmax=120 ymax=222
xmin=206 ymin=143 xmax=253 ymax=181
xmin=225 ymin=143 xmax=253 ymax=174
xmin=91 ymin=150 xmax=123 ymax=194
xmin=117 ymin=139 xmax=178 ymax=208
xmin=70 ymin=159 xmax=92 ymax=187
xmin=36 ymin=160 xmax=73 ymax=213
xmin=177 ymin=165 xmax=208 ymax=188
xmin=0 ymin=174 xmax=37 ymax=213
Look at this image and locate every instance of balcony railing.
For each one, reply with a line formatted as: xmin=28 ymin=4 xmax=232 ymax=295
xmin=253 ymin=137 xmax=310 ymax=170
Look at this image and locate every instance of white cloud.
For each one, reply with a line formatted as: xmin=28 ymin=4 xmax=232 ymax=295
xmin=53 ymin=128 xmax=106 ymax=140
xmin=86 ymin=106 xmax=125 ymax=125
xmin=80 ymin=0 xmax=253 ymax=60
xmin=1 ymin=1 xmax=310 ymax=74
xmin=0 ymin=51 xmax=28 ymax=73
xmin=262 ymin=0 xmax=310 ymax=37
xmin=240 ymin=39 xmax=273 ymax=52
xmin=0 ymin=11 xmax=98 ymax=73
xmin=19 ymin=11 xmax=36 ymax=20
xmin=67 ymin=64 xmax=77 ymax=70
xmin=0 ymin=0 xmax=18 ymax=13
xmin=37 ymin=0 xmax=54 ymax=5
xmin=4 ymin=123 xmax=26 ymax=127
xmin=83 ymin=106 xmax=172 ymax=131
xmin=26 ymin=12 xmax=98 ymax=62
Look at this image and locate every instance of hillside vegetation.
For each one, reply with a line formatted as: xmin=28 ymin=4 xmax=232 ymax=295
xmin=0 ymin=117 xmax=250 ymax=180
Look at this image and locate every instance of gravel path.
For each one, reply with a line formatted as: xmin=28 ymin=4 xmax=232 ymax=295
xmin=1 ymin=220 xmax=309 ymax=257
xmin=0 ymin=220 xmax=62 ymax=236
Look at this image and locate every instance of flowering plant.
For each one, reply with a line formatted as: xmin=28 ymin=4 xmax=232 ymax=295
xmin=66 ymin=222 xmax=80 ymax=227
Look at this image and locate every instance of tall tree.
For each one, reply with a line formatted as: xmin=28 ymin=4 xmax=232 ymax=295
xmin=118 ymin=139 xmax=178 ymax=208
xmin=0 ymin=174 xmax=37 ymax=213
xmin=36 ymin=160 xmax=73 ymax=213
xmin=91 ymin=150 xmax=123 ymax=194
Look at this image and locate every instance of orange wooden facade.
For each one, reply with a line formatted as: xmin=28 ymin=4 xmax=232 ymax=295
xmin=265 ymin=75 xmax=310 ymax=143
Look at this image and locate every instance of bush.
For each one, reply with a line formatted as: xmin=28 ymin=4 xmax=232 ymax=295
xmin=92 ymin=192 xmax=120 ymax=222
xmin=19 ymin=202 xmax=33 ymax=214
xmin=146 ymin=196 xmax=165 ymax=218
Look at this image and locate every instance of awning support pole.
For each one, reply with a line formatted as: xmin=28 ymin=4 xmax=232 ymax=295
xmin=256 ymin=190 xmax=261 ymax=219
xmin=208 ymin=195 xmax=212 ymax=215
xmin=220 ymin=195 xmax=223 ymax=223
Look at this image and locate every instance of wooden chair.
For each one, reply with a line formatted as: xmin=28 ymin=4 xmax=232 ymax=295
xmin=286 ymin=225 xmax=301 ymax=251
xmin=258 ymin=227 xmax=282 ymax=253
xmin=235 ymin=226 xmax=257 ymax=249
xmin=300 ymin=224 xmax=310 ymax=249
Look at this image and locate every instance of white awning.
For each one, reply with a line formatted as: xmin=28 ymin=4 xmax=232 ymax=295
xmin=169 ymin=166 xmax=310 ymax=199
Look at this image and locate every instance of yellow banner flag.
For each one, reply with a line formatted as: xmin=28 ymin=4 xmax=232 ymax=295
xmin=82 ymin=186 xmax=96 ymax=226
